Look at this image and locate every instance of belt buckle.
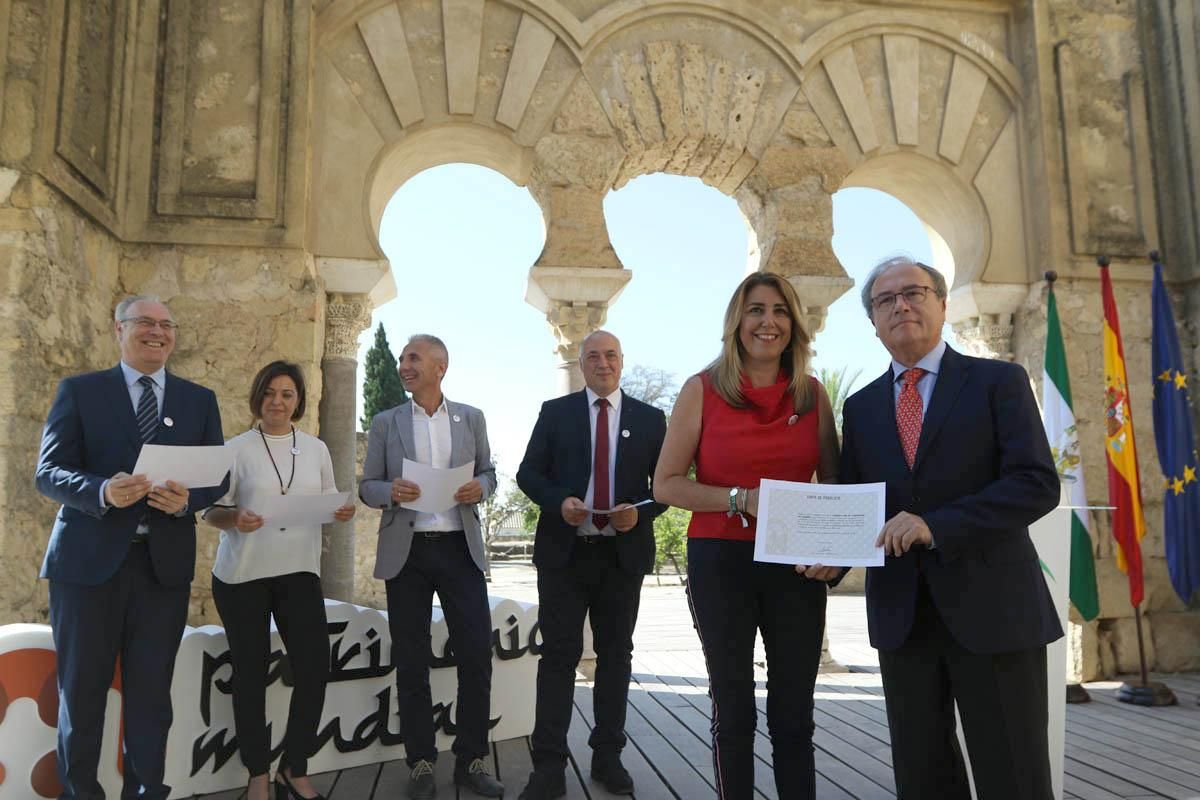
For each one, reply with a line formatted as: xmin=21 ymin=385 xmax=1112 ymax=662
xmin=581 ymin=534 xmax=603 ymax=545
xmin=422 ymin=531 xmax=443 ymax=539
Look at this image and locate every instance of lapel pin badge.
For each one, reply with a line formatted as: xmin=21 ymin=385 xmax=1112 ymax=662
xmin=621 ymin=429 xmax=630 ymax=438
xmin=291 ymin=446 xmax=301 ymax=455
xmin=787 ymin=414 xmax=798 ymax=426
xmin=163 ymin=417 xmax=174 ymax=427
xmin=452 ymin=414 xmax=461 ymax=423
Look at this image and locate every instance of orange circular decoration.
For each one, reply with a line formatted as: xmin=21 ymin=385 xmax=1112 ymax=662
xmin=0 ymin=760 xmax=6 ymax=784
xmin=0 ymin=680 xmax=8 ymax=726
xmin=32 ymin=751 xmax=63 ymax=798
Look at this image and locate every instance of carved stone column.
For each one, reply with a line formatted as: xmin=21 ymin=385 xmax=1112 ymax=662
xmin=319 ymin=292 xmax=372 ymax=601
xmin=525 ymin=266 xmax=632 ymax=395
xmin=946 ymin=282 xmax=1029 ymax=361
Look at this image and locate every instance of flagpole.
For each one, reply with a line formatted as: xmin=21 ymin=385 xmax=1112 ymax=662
xmin=1097 ymin=254 xmax=1178 ymax=707
xmin=1051 ymin=271 xmax=1099 ymax=705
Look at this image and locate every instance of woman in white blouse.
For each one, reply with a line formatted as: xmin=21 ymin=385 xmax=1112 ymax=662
xmin=204 ymin=361 xmax=354 ymax=800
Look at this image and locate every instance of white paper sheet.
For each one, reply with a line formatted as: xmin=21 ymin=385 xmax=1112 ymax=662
xmin=132 ymin=444 xmax=234 ymax=489
xmin=253 ymin=491 xmax=352 ymax=527
xmin=587 ymin=498 xmax=655 ymax=514
xmin=754 ymin=479 xmax=886 ymax=567
xmin=400 ymin=459 xmax=476 ymax=513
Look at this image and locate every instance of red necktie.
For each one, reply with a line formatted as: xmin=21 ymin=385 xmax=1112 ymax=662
xmin=896 ymin=368 xmax=927 ymax=469
xmin=593 ymin=398 xmax=610 ymax=529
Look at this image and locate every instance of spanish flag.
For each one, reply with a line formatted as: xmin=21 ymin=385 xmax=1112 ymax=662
xmin=1101 ymin=262 xmax=1146 ymax=607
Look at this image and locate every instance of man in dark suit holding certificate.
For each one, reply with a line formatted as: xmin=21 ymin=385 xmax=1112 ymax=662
xmin=839 ymin=257 xmax=1062 ymax=800
xmin=515 ymin=330 xmax=667 ymax=799
xmin=36 ymin=295 xmax=226 ymax=800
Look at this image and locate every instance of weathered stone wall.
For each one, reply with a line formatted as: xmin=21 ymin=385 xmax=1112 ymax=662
xmin=0 ymin=176 xmax=122 ymax=624
xmin=2 ymin=212 xmax=328 ymax=626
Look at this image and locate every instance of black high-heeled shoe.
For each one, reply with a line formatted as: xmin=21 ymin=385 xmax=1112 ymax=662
xmin=274 ymin=771 xmax=327 ymax=800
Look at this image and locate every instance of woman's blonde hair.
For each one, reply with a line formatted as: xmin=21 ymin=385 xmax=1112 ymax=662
xmin=706 ymin=271 xmax=814 ymax=413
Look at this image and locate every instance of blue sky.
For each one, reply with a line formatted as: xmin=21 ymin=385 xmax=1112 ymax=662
xmin=358 ymin=164 xmax=936 ymax=481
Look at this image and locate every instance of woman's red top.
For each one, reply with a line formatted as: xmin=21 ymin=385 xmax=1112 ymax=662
xmin=687 ymin=370 xmax=821 ymax=542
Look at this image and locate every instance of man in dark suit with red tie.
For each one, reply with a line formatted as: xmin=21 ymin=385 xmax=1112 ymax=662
xmin=515 ymin=330 xmax=667 ymax=800
xmin=839 ymin=257 xmax=1062 ymax=800
xmin=35 ymin=296 xmax=227 ymax=799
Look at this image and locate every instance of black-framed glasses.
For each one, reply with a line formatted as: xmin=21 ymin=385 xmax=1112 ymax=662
xmin=119 ymin=316 xmax=179 ymax=331
xmin=870 ymin=286 xmax=936 ymax=313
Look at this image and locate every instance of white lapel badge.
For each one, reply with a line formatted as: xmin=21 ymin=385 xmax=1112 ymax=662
xmin=452 ymin=414 xmax=462 ymax=423
xmin=787 ymin=414 xmax=798 ymax=426
xmin=621 ymin=429 xmax=630 ymax=438
xmin=163 ymin=417 xmax=175 ymax=427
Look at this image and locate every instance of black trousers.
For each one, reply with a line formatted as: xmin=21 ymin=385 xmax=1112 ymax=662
xmin=211 ymin=571 xmax=329 ymax=778
xmin=878 ymin=576 xmax=1053 ymax=800
xmin=687 ymin=538 xmax=827 ymax=800
xmin=530 ymin=537 xmax=644 ymax=772
xmin=49 ymin=542 xmax=189 ymax=800
xmin=385 ymin=532 xmax=493 ymax=766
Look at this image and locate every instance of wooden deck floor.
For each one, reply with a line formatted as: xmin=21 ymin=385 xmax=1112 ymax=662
xmin=197 ymin=572 xmax=1200 ymax=799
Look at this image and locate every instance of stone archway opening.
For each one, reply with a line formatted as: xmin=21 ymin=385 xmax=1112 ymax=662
xmin=820 ymin=184 xmax=956 ymax=381
xmin=601 ymin=172 xmax=751 ymax=377
xmin=362 ymin=162 xmax=550 ymax=467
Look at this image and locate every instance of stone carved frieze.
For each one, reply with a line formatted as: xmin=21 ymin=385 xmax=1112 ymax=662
xmin=1055 ymin=43 xmax=1159 ymax=259
xmin=156 ymin=0 xmax=291 ymax=221
xmin=589 ymin=38 xmax=798 ymax=192
xmin=56 ymin=0 xmax=127 ymax=204
xmin=324 ymin=293 xmax=372 ymax=360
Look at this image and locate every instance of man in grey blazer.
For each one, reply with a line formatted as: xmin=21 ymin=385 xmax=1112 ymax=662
xmin=360 ymin=334 xmax=503 ymax=800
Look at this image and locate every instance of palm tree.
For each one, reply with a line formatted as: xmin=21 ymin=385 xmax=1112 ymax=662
xmin=816 ymin=365 xmax=863 ymax=435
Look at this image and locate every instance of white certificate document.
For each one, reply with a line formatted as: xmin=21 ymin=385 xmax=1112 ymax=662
xmin=401 ymin=459 xmax=475 ymax=513
xmin=132 ymin=444 xmax=233 ymax=489
xmin=754 ymin=479 xmax=886 ymax=567
xmin=255 ymin=491 xmax=352 ymax=527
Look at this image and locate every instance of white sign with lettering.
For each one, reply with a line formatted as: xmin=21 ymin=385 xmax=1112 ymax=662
xmin=0 ymin=596 xmax=540 ymax=798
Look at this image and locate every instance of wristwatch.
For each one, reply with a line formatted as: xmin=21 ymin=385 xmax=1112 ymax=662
xmin=728 ymin=486 xmax=740 ymax=516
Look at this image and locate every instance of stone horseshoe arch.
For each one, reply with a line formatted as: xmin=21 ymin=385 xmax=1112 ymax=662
xmin=311 ymin=0 xmax=1035 ymax=375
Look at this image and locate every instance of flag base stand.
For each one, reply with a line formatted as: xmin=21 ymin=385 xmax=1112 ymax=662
xmin=1117 ymin=681 xmax=1177 ymax=706
xmin=1066 ymin=683 xmax=1091 ymax=704
xmin=1114 ymin=605 xmax=1177 ymax=706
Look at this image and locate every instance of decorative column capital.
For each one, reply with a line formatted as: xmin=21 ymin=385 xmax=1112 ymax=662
xmin=324 ymin=292 xmax=372 ymax=361
xmin=782 ymin=273 xmax=855 ymax=337
xmin=947 ymin=282 xmax=1029 ymax=361
xmin=546 ymin=301 xmax=608 ymax=363
xmin=526 ymin=266 xmax=632 ymax=394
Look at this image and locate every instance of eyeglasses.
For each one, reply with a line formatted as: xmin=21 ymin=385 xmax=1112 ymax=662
xmin=870 ymin=286 xmax=937 ymax=313
xmin=120 ymin=316 xmax=179 ymax=332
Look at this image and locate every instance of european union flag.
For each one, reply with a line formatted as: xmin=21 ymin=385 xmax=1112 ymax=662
xmin=1151 ymin=256 xmax=1200 ymax=603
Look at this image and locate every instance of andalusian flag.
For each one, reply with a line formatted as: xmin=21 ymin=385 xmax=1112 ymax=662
xmin=1043 ymin=284 xmax=1099 ymax=620
xmin=1150 ymin=258 xmax=1200 ymax=602
xmin=1101 ymin=263 xmax=1146 ymax=607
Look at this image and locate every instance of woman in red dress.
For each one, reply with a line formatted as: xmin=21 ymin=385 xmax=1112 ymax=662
xmin=654 ymin=271 xmax=841 ymax=800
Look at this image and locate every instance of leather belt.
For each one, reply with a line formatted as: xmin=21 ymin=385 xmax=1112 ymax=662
xmin=418 ymin=529 xmax=464 ymax=539
xmin=577 ymin=534 xmax=614 ymax=545
xmin=130 ymin=534 xmax=149 ymax=545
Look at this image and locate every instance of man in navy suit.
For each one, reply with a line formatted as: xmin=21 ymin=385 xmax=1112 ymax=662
xmin=839 ymin=258 xmax=1062 ymax=800
xmin=35 ymin=295 xmax=226 ymax=800
xmin=515 ymin=330 xmax=667 ymax=800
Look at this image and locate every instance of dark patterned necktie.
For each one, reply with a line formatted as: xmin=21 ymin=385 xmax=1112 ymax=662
xmin=592 ymin=398 xmax=610 ymax=529
xmin=896 ymin=368 xmax=926 ymax=468
xmin=136 ymin=375 xmax=158 ymax=443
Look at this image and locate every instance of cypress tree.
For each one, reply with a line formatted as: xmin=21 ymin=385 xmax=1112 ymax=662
xmin=361 ymin=323 xmax=408 ymax=430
